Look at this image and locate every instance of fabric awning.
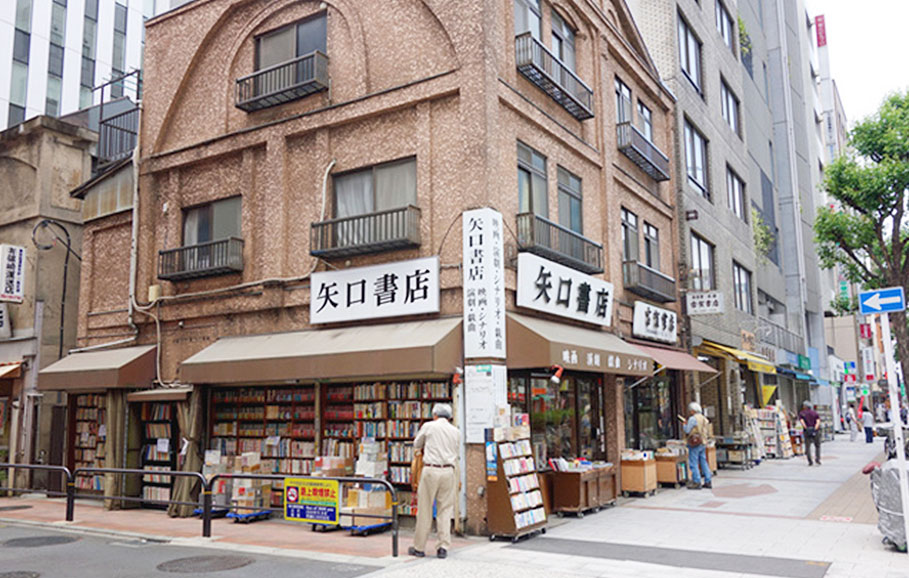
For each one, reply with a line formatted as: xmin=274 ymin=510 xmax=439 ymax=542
xmin=506 ymin=313 xmax=653 ymax=376
xmin=701 ymin=341 xmax=776 ymax=374
xmin=634 ymin=345 xmax=717 ymax=373
xmin=37 ymin=345 xmax=156 ymax=391
xmin=180 ymin=317 xmax=461 ymax=384
xmin=127 ymin=386 xmax=192 ymax=402
xmin=0 ymin=362 xmax=22 ymax=379
xmin=777 ymin=367 xmax=812 ymax=380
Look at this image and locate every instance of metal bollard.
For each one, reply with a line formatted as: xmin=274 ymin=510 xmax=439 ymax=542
xmin=202 ymin=488 xmax=213 ymax=538
xmin=65 ymin=481 xmax=75 ymax=522
xmin=391 ymin=499 xmax=399 ymax=557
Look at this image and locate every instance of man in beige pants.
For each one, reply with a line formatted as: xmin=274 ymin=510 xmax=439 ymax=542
xmin=409 ymin=403 xmax=460 ymax=559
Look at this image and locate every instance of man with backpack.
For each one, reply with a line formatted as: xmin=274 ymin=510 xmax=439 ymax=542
xmin=680 ymin=402 xmax=712 ymax=489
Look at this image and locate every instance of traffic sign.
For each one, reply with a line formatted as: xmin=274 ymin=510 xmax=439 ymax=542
xmin=858 ymin=286 xmax=905 ymax=315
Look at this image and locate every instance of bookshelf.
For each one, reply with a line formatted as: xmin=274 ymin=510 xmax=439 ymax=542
xmin=140 ymin=402 xmax=178 ymax=507
xmin=72 ymin=393 xmax=106 ymax=492
xmin=486 ymin=430 xmax=547 ymax=541
xmin=322 ymin=384 xmax=355 ymax=458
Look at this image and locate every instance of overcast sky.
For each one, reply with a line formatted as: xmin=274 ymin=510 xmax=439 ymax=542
xmin=807 ymin=0 xmax=909 ymax=127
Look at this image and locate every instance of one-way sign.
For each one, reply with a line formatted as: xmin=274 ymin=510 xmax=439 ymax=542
xmin=859 ymin=286 xmax=906 ymax=315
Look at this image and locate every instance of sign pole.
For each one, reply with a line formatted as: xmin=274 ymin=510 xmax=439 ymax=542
xmin=879 ymin=311 xmax=909 ymax=552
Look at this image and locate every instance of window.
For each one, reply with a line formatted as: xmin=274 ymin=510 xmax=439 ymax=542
xmin=678 ymin=14 xmax=702 ymax=91
xmin=8 ymin=105 xmax=25 ymax=126
xmin=551 ymin=11 xmax=575 ymax=71
xmin=45 ymin=76 xmax=62 ymax=116
xmin=333 ymin=158 xmax=416 ymax=218
xmin=557 ymin=167 xmax=582 ymax=234
xmin=48 ymin=44 xmax=64 ymax=78
xmin=514 ymin=0 xmax=541 ymax=40
xmin=84 ymin=0 xmax=98 ymax=20
xmin=726 ymin=167 xmax=745 ymax=221
xmin=10 ymin=61 xmax=28 ymax=107
xmin=621 ymin=208 xmax=639 ymax=262
xmin=13 ymin=30 xmax=30 ymax=64
xmin=256 ymin=13 xmax=326 ymax=71
xmin=615 ymin=78 xmax=631 ymax=124
xmin=183 ymin=197 xmax=242 ymax=247
xmin=715 ymin=0 xmax=734 ymax=53
xmin=638 ymin=101 xmax=653 ymax=141
xmin=721 ymin=79 xmax=740 ymax=135
xmin=643 ymin=223 xmax=660 ymax=270
xmin=684 ymin=120 xmax=708 ymax=195
xmin=16 ymin=0 xmax=32 ymax=32
xmin=50 ymin=2 xmax=66 ymax=45
xmin=733 ymin=261 xmax=753 ymax=313
xmin=689 ymin=233 xmax=714 ymax=290
xmin=81 ymin=56 xmax=95 ymax=89
xmin=517 ymin=142 xmax=548 ymax=218
xmin=114 ymin=2 xmax=127 ymax=33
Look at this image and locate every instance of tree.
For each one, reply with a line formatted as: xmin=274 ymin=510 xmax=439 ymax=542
xmin=815 ymin=92 xmax=909 ymax=387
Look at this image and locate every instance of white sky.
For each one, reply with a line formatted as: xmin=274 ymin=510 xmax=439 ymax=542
xmin=807 ymin=0 xmax=909 ymax=126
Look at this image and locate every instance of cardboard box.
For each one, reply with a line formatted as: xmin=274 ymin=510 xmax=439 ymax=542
xmin=314 ymin=456 xmax=354 ymax=477
xmin=621 ymin=458 xmax=657 ymax=493
xmin=339 ymin=506 xmax=391 ymax=528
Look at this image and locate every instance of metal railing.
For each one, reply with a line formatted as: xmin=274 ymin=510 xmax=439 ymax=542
xmin=616 ymin=122 xmax=671 ymax=182
xmin=158 ymin=237 xmax=244 ymax=281
xmin=515 ymin=33 xmax=594 ymax=120
xmin=0 ymin=463 xmax=400 ymax=557
xmin=516 ymin=212 xmax=603 ymax=274
xmin=236 ymin=51 xmax=329 ymax=112
xmin=622 ymin=260 xmax=677 ymax=302
xmin=98 ymin=106 xmax=139 ymax=166
xmin=311 ymin=205 xmax=421 ymax=258
xmin=757 ymin=318 xmax=804 ymax=355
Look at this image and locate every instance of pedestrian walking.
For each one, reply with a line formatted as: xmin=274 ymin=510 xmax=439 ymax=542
xmin=862 ymin=406 xmax=875 ymax=443
xmin=798 ymin=401 xmax=822 ymax=466
xmin=847 ymin=403 xmax=858 ymax=442
xmin=680 ymin=402 xmax=711 ymax=489
xmin=409 ymin=403 xmax=460 ymax=559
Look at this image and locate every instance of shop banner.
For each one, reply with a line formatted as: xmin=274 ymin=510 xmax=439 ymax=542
xmin=284 ymin=478 xmax=340 ymax=524
xmin=761 ymin=385 xmax=777 ymax=407
xmin=465 ymin=364 xmax=507 ymax=444
xmin=463 ymin=208 xmax=506 ymax=359
xmin=516 ymin=253 xmax=614 ymax=327
xmin=686 ymin=290 xmax=724 ymax=315
xmin=0 ymin=303 xmax=10 ymax=339
xmin=310 ymin=256 xmax=439 ymax=324
xmin=632 ymin=301 xmax=677 ymax=344
xmin=485 ymin=440 xmax=498 ymax=481
xmin=860 ymin=323 xmax=872 ymax=340
xmin=0 ymin=245 xmax=25 ymax=304
xmin=861 ymin=346 xmax=875 ymax=382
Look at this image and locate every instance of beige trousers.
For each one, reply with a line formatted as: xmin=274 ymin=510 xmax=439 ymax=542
xmin=413 ymin=466 xmax=456 ymax=552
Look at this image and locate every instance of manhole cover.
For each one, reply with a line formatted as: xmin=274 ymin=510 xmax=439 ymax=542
xmin=0 ymin=506 xmax=33 ymax=512
xmin=4 ymin=536 xmax=78 ymax=548
xmin=0 ymin=572 xmax=41 ymax=578
xmin=156 ymin=556 xmax=254 ymax=573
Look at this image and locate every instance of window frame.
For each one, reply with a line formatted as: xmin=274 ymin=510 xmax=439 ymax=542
xmin=637 ymin=100 xmax=653 ymax=141
xmin=621 ymin=208 xmax=639 ymax=263
xmin=254 ymin=11 xmax=327 ymax=72
xmin=614 ymin=77 xmax=632 ymax=124
xmin=726 ymin=166 xmax=746 ymax=221
xmin=557 ymin=166 xmax=583 ymax=235
xmin=715 ymin=0 xmax=735 ymax=54
xmin=643 ymin=222 xmax=660 ymax=271
xmin=182 ymin=196 xmax=243 ymax=247
xmin=689 ymin=233 xmax=715 ymax=291
xmin=331 ymin=156 xmax=417 ymax=219
xmin=517 ymin=141 xmax=549 ymax=219
xmin=514 ymin=0 xmax=542 ymax=40
xmin=684 ymin=119 xmax=708 ymax=197
xmin=678 ymin=13 xmax=702 ymax=92
xmin=551 ymin=10 xmax=576 ymax=72
xmin=720 ymin=79 xmax=740 ymax=135
xmin=732 ymin=261 xmax=753 ymax=314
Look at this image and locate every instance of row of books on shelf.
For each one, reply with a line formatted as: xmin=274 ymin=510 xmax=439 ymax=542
xmin=76 ymin=434 xmax=101 ymax=448
xmin=324 ymin=408 xmax=355 ymax=420
xmin=503 ymin=457 xmax=535 ymax=477
xmin=389 ymin=441 xmax=413 ymax=463
xmin=261 ymin=439 xmax=316 ymax=459
xmin=76 ymin=394 xmax=105 ymax=407
xmin=323 ymin=439 xmax=354 ymax=458
xmin=74 ymin=448 xmax=103 ymax=462
xmin=387 ymin=381 xmax=450 ymax=400
xmin=212 ymin=388 xmax=266 ymax=404
xmin=388 ymin=401 xmax=433 ymax=420
xmin=397 ymin=490 xmax=416 ymax=515
xmin=514 ymin=507 xmax=546 ymax=529
xmin=145 ymin=423 xmax=170 ymax=438
xmin=141 ymin=404 xmax=172 ymax=421
xmin=499 ymin=439 xmax=532 ymax=459
xmin=142 ymin=486 xmax=171 ymax=502
xmin=510 ymin=490 xmax=543 ymax=512
xmin=354 ymin=383 xmax=386 ymax=400
xmin=143 ymin=466 xmax=172 ymax=484
xmin=358 ymin=421 xmax=386 ymax=438
xmin=259 ymin=458 xmax=314 ymax=475
xmin=325 ymin=424 xmax=355 ymax=437
xmin=75 ymin=421 xmax=102 ymax=434
xmin=388 ymin=466 xmax=412 ymax=484
xmin=266 ymin=406 xmax=315 ymax=420
xmin=325 ymin=386 xmax=353 ymax=402
xmin=507 ymin=473 xmax=539 ymax=494
xmin=75 ymin=408 xmax=103 ymax=421
xmin=143 ymin=445 xmax=170 ymax=462
xmin=354 ymin=402 xmax=385 ymax=419
xmin=388 ymin=421 xmax=421 ymax=438
xmin=266 ymin=388 xmax=315 ymax=403
xmin=74 ymin=474 xmax=104 ymax=491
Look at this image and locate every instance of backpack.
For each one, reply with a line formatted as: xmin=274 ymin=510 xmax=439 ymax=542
xmin=688 ymin=414 xmax=708 ymax=447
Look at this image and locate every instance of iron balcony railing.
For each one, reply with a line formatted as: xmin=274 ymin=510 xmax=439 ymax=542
xmin=516 ymin=212 xmax=603 ymax=274
xmin=515 ymin=33 xmax=594 ymax=121
xmin=97 ymin=106 xmax=139 ymax=166
xmin=623 ymin=260 xmax=677 ymax=302
xmin=235 ymin=51 xmax=329 ymax=112
xmin=158 ymin=237 xmax=244 ymax=281
xmin=616 ymin=122 xmax=671 ymax=182
xmin=311 ymin=205 xmax=421 ymax=258
xmin=758 ymin=318 xmax=805 ymax=355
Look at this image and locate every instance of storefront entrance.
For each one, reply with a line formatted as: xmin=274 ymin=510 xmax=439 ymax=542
xmin=623 ymin=372 xmax=679 ymax=451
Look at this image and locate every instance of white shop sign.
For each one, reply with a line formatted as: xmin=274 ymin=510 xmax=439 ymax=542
xmin=464 ymin=364 xmax=507 ymax=443
xmin=0 ymin=245 xmax=26 ymax=303
xmin=686 ymin=290 xmax=724 ymax=315
xmin=516 ymin=253 xmax=614 ymax=326
xmin=632 ymin=301 xmax=678 ymax=344
xmin=463 ymin=208 xmax=506 ymax=359
xmin=310 ymin=256 xmax=439 ymax=324
xmin=0 ymin=303 xmax=9 ymax=339
xmin=861 ymin=346 xmax=875 ymax=382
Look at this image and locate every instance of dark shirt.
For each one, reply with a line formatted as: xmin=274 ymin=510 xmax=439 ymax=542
xmin=799 ymin=408 xmax=820 ymax=429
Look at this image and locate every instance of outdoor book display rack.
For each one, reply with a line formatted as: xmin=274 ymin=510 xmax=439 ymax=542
xmin=486 ymin=427 xmax=547 ymax=542
xmin=548 ymin=464 xmax=617 ymax=516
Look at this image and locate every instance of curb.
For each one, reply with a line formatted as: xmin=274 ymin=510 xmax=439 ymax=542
xmin=0 ymin=517 xmax=174 ymax=543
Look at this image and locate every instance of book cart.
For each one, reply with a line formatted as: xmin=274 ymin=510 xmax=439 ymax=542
xmin=486 ymin=426 xmax=547 ymax=542
xmin=69 ymin=393 xmax=107 ymax=492
xmin=140 ymin=402 xmax=179 ymax=507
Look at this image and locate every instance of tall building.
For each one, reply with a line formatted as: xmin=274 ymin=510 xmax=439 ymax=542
xmin=0 ymin=0 xmax=179 ymax=131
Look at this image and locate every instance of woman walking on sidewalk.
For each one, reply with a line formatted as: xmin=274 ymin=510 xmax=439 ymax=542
xmin=862 ymin=406 xmax=875 ymax=443
xmin=847 ymin=404 xmax=858 ymax=442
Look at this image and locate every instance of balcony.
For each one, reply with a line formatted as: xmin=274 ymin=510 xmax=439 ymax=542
xmin=311 ymin=205 xmax=421 ymax=258
xmin=623 ymin=260 xmax=677 ymax=302
xmin=514 ymin=33 xmax=594 ymax=121
xmin=757 ymin=318 xmax=805 ymax=355
xmin=616 ymin=122 xmax=671 ymax=182
xmin=158 ymin=237 xmax=244 ymax=281
xmin=235 ymin=51 xmax=329 ymax=112
xmin=516 ymin=213 xmax=603 ymax=274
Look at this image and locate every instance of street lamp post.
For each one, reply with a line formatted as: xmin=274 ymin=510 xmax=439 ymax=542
xmin=31 ymin=219 xmax=81 ymax=359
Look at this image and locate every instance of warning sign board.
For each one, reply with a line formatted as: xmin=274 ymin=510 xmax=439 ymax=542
xmin=284 ymin=478 xmax=340 ymax=524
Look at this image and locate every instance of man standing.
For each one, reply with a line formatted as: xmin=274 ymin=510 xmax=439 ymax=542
xmin=798 ymin=401 xmax=822 ymax=466
xmin=409 ymin=403 xmax=459 ymax=559
xmin=681 ymin=402 xmax=711 ymax=489
xmin=862 ymin=406 xmax=875 ymax=443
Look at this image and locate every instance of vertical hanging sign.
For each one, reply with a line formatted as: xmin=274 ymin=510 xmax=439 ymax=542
xmin=0 ymin=245 xmax=26 ymax=303
xmin=463 ymin=208 xmax=506 ymax=359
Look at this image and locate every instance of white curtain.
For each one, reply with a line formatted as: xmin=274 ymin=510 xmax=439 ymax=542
xmin=335 ymin=171 xmax=373 ymax=247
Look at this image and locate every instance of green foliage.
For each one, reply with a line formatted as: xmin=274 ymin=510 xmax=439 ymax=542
xmin=752 ymin=207 xmax=773 ymax=265
xmin=829 ymin=294 xmax=856 ymax=316
xmin=738 ymin=16 xmax=751 ymax=57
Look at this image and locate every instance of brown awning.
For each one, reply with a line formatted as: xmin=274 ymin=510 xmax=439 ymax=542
xmin=0 ymin=362 xmax=22 ymax=379
xmin=37 ymin=345 xmax=156 ymax=391
xmin=506 ymin=313 xmax=653 ymax=376
xmin=634 ymin=345 xmax=717 ymax=373
xmin=127 ymin=386 xmax=192 ymax=402
xmin=180 ymin=318 xmax=461 ymax=384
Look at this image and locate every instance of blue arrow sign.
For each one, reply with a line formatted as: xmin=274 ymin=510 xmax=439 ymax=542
xmin=859 ymin=287 xmax=906 ymax=315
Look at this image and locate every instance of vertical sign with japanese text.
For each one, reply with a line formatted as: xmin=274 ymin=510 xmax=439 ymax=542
xmin=815 ymin=15 xmax=826 ymax=47
xmin=861 ymin=346 xmax=875 ymax=382
xmin=632 ymin=301 xmax=678 ymax=344
xmin=463 ymin=209 xmax=506 ymax=359
xmin=310 ymin=257 xmax=439 ymax=324
xmin=0 ymin=245 xmax=25 ymax=304
xmin=516 ymin=253 xmax=614 ymax=326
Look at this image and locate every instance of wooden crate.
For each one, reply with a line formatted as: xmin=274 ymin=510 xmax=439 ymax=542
xmin=620 ymin=459 xmax=657 ymax=495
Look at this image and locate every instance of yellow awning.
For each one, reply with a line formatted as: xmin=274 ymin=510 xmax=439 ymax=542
xmin=700 ymin=341 xmax=776 ymax=374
